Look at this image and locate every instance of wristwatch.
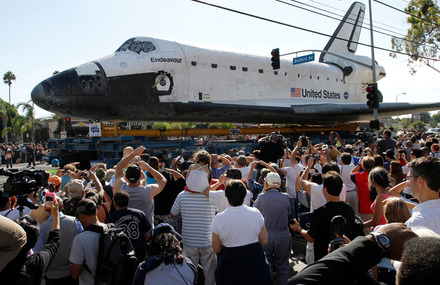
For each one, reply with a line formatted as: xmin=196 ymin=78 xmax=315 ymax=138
xmin=370 ymin=231 xmax=391 ymax=253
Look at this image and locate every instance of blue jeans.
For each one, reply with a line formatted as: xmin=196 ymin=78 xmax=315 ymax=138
xmin=289 ymin=197 xmax=297 ymax=220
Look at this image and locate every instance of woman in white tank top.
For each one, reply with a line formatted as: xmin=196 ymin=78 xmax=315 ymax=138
xmin=185 ymin=150 xmax=211 ymax=193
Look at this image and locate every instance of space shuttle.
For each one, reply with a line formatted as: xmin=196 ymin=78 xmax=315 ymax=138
xmin=31 ymin=2 xmax=440 ymax=124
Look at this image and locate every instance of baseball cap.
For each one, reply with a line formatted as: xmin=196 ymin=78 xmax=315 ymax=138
xmin=384 ymin=149 xmax=395 ymax=159
xmin=125 ymin=164 xmax=141 ymax=183
xmin=48 ymin=175 xmax=62 ymax=187
xmin=76 ymin=198 xmax=99 ymax=215
xmin=66 ymin=179 xmax=85 ymax=198
xmin=152 ymin=223 xmax=182 ymax=241
xmin=265 ymin=172 xmax=281 ymax=187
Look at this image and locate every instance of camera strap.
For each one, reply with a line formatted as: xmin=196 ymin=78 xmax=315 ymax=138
xmin=3 ymin=209 xmax=13 ymax=217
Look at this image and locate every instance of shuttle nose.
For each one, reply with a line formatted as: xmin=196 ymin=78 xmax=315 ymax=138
xmin=31 ymin=80 xmax=53 ymax=111
xmin=31 ymin=65 xmax=107 ymax=115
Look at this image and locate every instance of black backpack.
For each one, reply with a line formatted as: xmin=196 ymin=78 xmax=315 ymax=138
xmin=347 ymin=215 xmax=365 ymax=240
xmin=85 ymin=224 xmax=138 ymax=285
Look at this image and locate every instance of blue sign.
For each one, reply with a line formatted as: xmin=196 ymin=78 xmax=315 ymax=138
xmin=293 ymin=54 xmax=315 ymax=65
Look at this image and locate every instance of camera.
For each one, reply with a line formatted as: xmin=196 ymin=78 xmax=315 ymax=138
xmin=330 ymin=215 xmax=346 ymax=251
xmin=0 ymin=168 xmax=49 ymax=213
xmin=0 ymin=168 xmax=48 ymax=197
xmin=299 ymin=136 xmax=308 ymax=146
xmin=355 ymin=131 xmax=376 ymax=145
xmin=330 ymin=237 xmax=344 ymax=251
xmin=313 ymin=154 xmax=320 ymax=162
xmin=45 ymin=192 xmax=55 ymax=210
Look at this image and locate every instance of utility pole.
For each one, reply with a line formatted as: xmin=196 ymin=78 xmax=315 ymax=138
xmin=368 ymin=0 xmax=380 ymax=129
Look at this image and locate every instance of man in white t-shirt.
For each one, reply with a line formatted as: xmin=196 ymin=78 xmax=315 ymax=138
xmin=339 ymin=152 xmax=358 ymax=215
xmin=203 ymin=169 xmax=252 ymax=213
xmin=300 ymin=160 xmax=347 ymax=212
xmin=404 ymin=156 xmax=440 ymax=234
xmin=280 ymin=140 xmax=303 ymax=219
xmin=235 ymin=155 xmax=252 ymax=180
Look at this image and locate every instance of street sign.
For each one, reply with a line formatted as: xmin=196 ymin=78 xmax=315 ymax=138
xmin=89 ymin=123 xmax=102 ymax=137
xmin=293 ymin=54 xmax=315 ymax=65
xmin=60 ymin=131 xmax=67 ymax=139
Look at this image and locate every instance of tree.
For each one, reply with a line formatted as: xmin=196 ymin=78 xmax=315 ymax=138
xmin=429 ymin=112 xmax=440 ymax=127
xmin=420 ymin=111 xmax=431 ymax=123
xmin=1 ymin=116 xmax=30 ymax=142
xmin=16 ymin=100 xmax=36 ymax=141
xmin=408 ymin=120 xmax=426 ymax=130
xmin=0 ymin=100 xmax=18 ymax=142
xmin=3 ymin=71 xmax=16 ymax=104
xmin=391 ymin=0 xmax=440 ymax=74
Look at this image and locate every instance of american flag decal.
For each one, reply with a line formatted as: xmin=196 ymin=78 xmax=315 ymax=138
xmin=291 ymin=88 xmax=301 ymax=97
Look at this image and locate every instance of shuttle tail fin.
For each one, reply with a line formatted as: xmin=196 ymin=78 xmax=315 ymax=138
xmin=319 ymin=2 xmax=366 ymax=63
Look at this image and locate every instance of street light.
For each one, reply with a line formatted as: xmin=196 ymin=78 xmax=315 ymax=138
xmin=396 ymin=92 xmax=406 ymax=102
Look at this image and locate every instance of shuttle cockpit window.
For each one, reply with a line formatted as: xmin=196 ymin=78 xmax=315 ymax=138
xmin=115 ymin=38 xmax=156 ymax=54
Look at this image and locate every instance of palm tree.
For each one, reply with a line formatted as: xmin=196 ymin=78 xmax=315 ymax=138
xmin=3 ymin=71 xmax=16 ymax=105
xmin=0 ymin=100 xmax=17 ymax=143
xmin=0 ymin=100 xmax=7 ymax=142
xmin=1 ymin=116 xmax=29 ymax=142
xmin=17 ymin=100 xmax=35 ymax=142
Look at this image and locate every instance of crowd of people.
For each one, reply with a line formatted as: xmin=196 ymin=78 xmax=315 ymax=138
xmin=0 ymin=142 xmax=48 ymax=168
xmin=0 ymin=128 xmax=440 ymax=284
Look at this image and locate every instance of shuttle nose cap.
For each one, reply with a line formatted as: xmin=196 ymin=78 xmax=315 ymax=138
xmin=31 ymin=81 xmax=51 ymax=111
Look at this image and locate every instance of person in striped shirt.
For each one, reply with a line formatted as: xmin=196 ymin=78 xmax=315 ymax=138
xmin=170 ymin=165 xmax=217 ymax=285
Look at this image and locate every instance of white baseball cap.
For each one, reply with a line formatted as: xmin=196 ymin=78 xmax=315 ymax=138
xmin=265 ymin=172 xmax=281 ymax=187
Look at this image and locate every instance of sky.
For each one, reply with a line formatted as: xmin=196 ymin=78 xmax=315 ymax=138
xmin=1 ymin=0 xmax=438 ymax=119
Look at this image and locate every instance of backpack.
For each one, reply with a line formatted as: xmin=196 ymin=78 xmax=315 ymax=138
xmin=347 ymin=215 xmax=365 ymax=240
xmin=132 ymin=256 xmax=197 ymax=285
xmin=85 ymin=224 xmax=138 ymax=285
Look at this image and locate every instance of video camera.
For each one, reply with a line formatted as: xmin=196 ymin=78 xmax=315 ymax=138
xmin=354 ymin=131 xmax=376 ymax=146
xmin=0 ymin=168 xmax=48 ymax=198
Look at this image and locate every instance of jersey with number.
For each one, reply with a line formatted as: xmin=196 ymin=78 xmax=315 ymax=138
xmin=105 ymin=208 xmax=152 ymax=261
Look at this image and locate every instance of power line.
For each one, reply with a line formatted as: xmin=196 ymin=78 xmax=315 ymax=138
xmin=277 ymin=0 xmax=408 ymax=42
xmin=277 ymin=0 xmax=440 ymax=52
xmin=188 ymin=0 xmax=440 ymax=62
xmin=373 ymin=0 xmax=437 ymax=26
xmin=304 ymin=0 xmax=408 ymax=34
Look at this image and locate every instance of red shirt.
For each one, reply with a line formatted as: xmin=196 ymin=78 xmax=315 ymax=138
xmin=355 ymin=171 xmax=373 ymax=214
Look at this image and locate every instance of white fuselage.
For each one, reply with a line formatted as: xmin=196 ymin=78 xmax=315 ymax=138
xmin=81 ymin=37 xmax=380 ymax=107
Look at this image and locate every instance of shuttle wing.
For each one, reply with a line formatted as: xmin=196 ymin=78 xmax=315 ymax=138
xmin=157 ymin=101 xmax=440 ymax=124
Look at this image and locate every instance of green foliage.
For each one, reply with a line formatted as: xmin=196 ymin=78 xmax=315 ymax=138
xmin=400 ymin=118 xmax=413 ymax=128
xmin=408 ymin=120 xmax=426 ymax=130
xmin=420 ymin=112 xmax=431 ymax=123
xmin=208 ymin=123 xmax=237 ymax=129
xmin=391 ymin=0 xmax=440 ymax=74
xmin=168 ymin=123 xmax=182 ymax=129
xmin=151 ymin=122 xmax=169 ymax=130
xmin=429 ymin=112 xmax=440 ymax=127
xmin=3 ymin=71 xmax=16 ymax=85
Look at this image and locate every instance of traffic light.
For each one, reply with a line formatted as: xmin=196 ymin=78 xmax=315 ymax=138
xmin=65 ymin=117 xmax=71 ymax=129
xmin=366 ymin=83 xmax=379 ymax=109
xmin=271 ymin=48 xmax=280 ymax=70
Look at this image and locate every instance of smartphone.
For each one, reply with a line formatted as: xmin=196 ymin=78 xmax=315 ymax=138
xmin=330 ymin=237 xmax=344 ymax=251
xmin=45 ymin=192 xmax=55 ymax=210
xmin=82 ymin=171 xmax=89 ymax=177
